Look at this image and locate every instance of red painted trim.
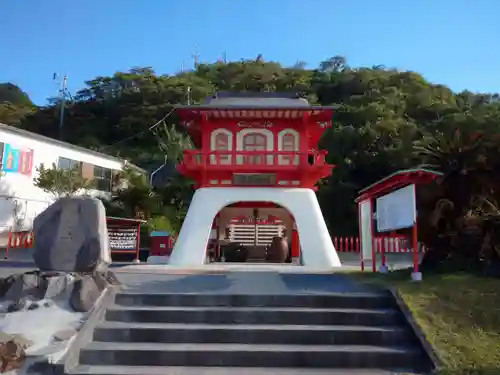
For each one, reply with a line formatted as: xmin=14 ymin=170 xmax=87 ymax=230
xmin=227 ymin=202 xmax=282 ymax=208
xmin=355 ymin=171 xmax=440 ymax=202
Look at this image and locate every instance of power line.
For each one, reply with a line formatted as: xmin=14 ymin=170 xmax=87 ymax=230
xmin=100 ymin=107 xmax=175 ymax=151
xmin=100 ymin=86 xmax=192 ymax=153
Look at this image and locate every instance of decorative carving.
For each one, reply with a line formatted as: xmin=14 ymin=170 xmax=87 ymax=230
xmin=237 ymin=121 xmax=273 ymax=128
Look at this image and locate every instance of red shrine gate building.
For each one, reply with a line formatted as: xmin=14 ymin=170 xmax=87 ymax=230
xmin=167 ymin=92 xmax=341 ymax=268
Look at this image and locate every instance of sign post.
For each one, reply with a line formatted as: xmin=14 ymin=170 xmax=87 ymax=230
xmin=106 ymin=217 xmax=146 ymax=263
xmin=376 ymin=184 xmax=418 ymax=278
xmin=355 ymin=169 xmax=443 ymax=281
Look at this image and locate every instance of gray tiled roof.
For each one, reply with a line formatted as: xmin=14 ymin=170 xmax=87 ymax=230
xmin=205 ymin=91 xmax=310 ymax=108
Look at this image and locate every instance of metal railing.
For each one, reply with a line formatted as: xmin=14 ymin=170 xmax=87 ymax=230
xmin=182 ymin=150 xmax=328 ymax=168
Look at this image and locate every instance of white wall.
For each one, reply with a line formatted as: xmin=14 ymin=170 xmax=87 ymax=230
xmin=0 ymin=128 xmax=127 ymax=232
xmin=169 ymin=187 xmax=341 ymax=268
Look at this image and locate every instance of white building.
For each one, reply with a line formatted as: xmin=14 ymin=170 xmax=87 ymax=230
xmin=0 ymin=122 xmax=144 ymax=234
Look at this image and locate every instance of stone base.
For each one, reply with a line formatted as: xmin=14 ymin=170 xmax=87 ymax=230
xmin=411 ymin=271 xmax=423 ymax=282
xmin=147 ymin=255 xmax=170 ymax=264
xmin=0 ymin=270 xmax=118 ymax=313
xmin=379 ymin=264 xmax=389 ymax=274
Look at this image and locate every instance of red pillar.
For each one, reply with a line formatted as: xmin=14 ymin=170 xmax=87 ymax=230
xmin=412 ymin=222 xmax=419 ymax=273
xmin=291 ymin=227 xmax=300 ymax=258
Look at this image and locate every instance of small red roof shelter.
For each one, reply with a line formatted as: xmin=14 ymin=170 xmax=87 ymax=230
xmin=355 ymin=168 xmax=442 ymax=278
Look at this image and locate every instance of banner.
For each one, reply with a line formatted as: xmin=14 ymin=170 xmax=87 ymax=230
xmin=2 ymin=143 xmax=34 ymax=176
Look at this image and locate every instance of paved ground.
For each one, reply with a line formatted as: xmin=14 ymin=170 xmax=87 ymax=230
xmin=0 ymin=247 xmax=421 ymax=289
xmin=117 ymin=270 xmax=386 ymax=295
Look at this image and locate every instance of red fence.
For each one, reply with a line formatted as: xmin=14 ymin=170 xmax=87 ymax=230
xmin=332 ymin=235 xmax=426 ymax=253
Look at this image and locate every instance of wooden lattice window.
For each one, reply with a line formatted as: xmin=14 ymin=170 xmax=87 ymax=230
xmin=243 ymin=133 xmax=267 ymax=165
xmin=212 ymin=131 xmax=231 ymax=164
xmin=215 ymin=133 xmax=229 ymax=150
xmin=280 ymin=132 xmax=298 ymax=165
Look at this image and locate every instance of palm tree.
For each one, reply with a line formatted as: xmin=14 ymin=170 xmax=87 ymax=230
xmin=413 ymin=125 xmax=500 ymax=269
xmin=152 ymin=122 xmax=194 ymax=164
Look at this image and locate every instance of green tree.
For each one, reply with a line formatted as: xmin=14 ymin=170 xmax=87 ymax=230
xmin=111 ymin=167 xmax=159 ymax=219
xmin=34 ymin=163 xmax=95 ymax=198
xmin=10 ymin=57 xmax=500 ymax=270
xmin=0 ymin=83 xmax=36 ymax=126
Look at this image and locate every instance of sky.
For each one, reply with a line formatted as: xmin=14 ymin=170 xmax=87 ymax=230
xmin=1 ymin=0 xmax=500 ymax=105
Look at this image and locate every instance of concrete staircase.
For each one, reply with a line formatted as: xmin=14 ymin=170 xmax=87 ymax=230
xmin=68 ymin=291 xmax=433 ymax=374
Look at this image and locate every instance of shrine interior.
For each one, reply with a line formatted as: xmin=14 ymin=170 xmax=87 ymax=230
xmin=207 ymin=201 xmax=300 ymax=264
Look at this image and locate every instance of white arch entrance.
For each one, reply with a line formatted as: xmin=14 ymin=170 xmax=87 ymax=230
xmin=168 ymin=187 xmax=341 ymax=268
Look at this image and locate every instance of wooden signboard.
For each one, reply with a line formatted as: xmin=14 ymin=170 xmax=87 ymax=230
xmin=106 ymin=216 xmax=146 ymax=261
xmin=108 ymin=226 xmax=138 ymax=251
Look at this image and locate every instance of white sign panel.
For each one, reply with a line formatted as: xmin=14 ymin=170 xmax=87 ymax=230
xmin=376 ymin=184 xmax=416 ymax=232
xmin=359 ymin=199 xmax=373 ymax=260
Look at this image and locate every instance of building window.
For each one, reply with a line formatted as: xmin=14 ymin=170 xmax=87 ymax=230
xmin=58 ymin=157 xmax=81 ymax=170
xmin=243 ymin=133 xmax=267 ymax=165
xmin=282 ymin=133 xmax=296 ymax=150
xmin=279 ymin=131 xmax=299 ymax=165
xmin=93 ymin=166 xmax=112 ymax=192
xmin=211 ymin=129 xmax=232 ymax=165
xmin=215 ymin=132 xmax=230 ymax=165
xmin=215 ymin=132 xmax=229 ymax=150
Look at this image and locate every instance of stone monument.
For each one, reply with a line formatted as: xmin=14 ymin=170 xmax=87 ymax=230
xmin=33 ymin=196 xmax=111 ymax=272
xmin=0 ymin=197 xmax=118 ymax=374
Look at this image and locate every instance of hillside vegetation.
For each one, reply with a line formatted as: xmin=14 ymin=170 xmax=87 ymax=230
xmin=1 ymin=56 xmax=500 ymax=272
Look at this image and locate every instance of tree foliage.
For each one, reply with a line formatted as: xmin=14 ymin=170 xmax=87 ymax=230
xmin=3 ymin=55 xmax=500 ymax=270
xmin=109 ymin=167 xmax=159 ymax=219
xmin=34 ymin=163 xmax=95 ymax=198
xmin=0 ymin=83 xmax=36 ymax=126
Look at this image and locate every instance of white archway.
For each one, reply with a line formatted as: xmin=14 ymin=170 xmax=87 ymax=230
xmin=169 ymin=187 xmax=341 ymax=268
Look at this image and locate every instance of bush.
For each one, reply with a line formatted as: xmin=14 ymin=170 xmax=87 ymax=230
xmin=147 ymin=216 xmax=174 ymax=235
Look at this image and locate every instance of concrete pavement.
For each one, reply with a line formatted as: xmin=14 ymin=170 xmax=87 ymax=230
xmin=0 ymin=247 xmax=421 ymax=281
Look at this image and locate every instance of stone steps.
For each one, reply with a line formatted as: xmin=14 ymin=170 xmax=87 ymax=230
xmin=72 ymin=291 xmax=432 ymax=374
xmin=106 ymin=305 xmax=403 ymax=326
xmin=94 ymin=321 xmax=413 ymax=346
xmin=79 ymin=342 xmax=423 ymax=368
xmin=114 ymin=292 xmax=395 ymax=309
xmin=68 ymin=365 xmax=403 ymax=375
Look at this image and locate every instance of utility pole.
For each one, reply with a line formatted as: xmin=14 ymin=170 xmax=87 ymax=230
xmin=192 ymin=48 xmax=200 ymax=69
xmin=53 ymin=73 xmax=68 ymax=140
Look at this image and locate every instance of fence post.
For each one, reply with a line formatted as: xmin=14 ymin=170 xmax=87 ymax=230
xmin=371 ymin=237 xmax=377 ymax=272
xmin=5 ymin=229 xmax=12 ymax=259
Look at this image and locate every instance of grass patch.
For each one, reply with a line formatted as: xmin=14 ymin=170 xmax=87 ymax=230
xmin=349 ymin=270 xmax=500 ymax=375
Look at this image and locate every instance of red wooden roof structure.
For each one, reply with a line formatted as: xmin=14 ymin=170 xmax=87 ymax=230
xmin=355 ymin=168 xmax=443 ymax=203
xmin=175 ymin=104 xmax=336 ymax=148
